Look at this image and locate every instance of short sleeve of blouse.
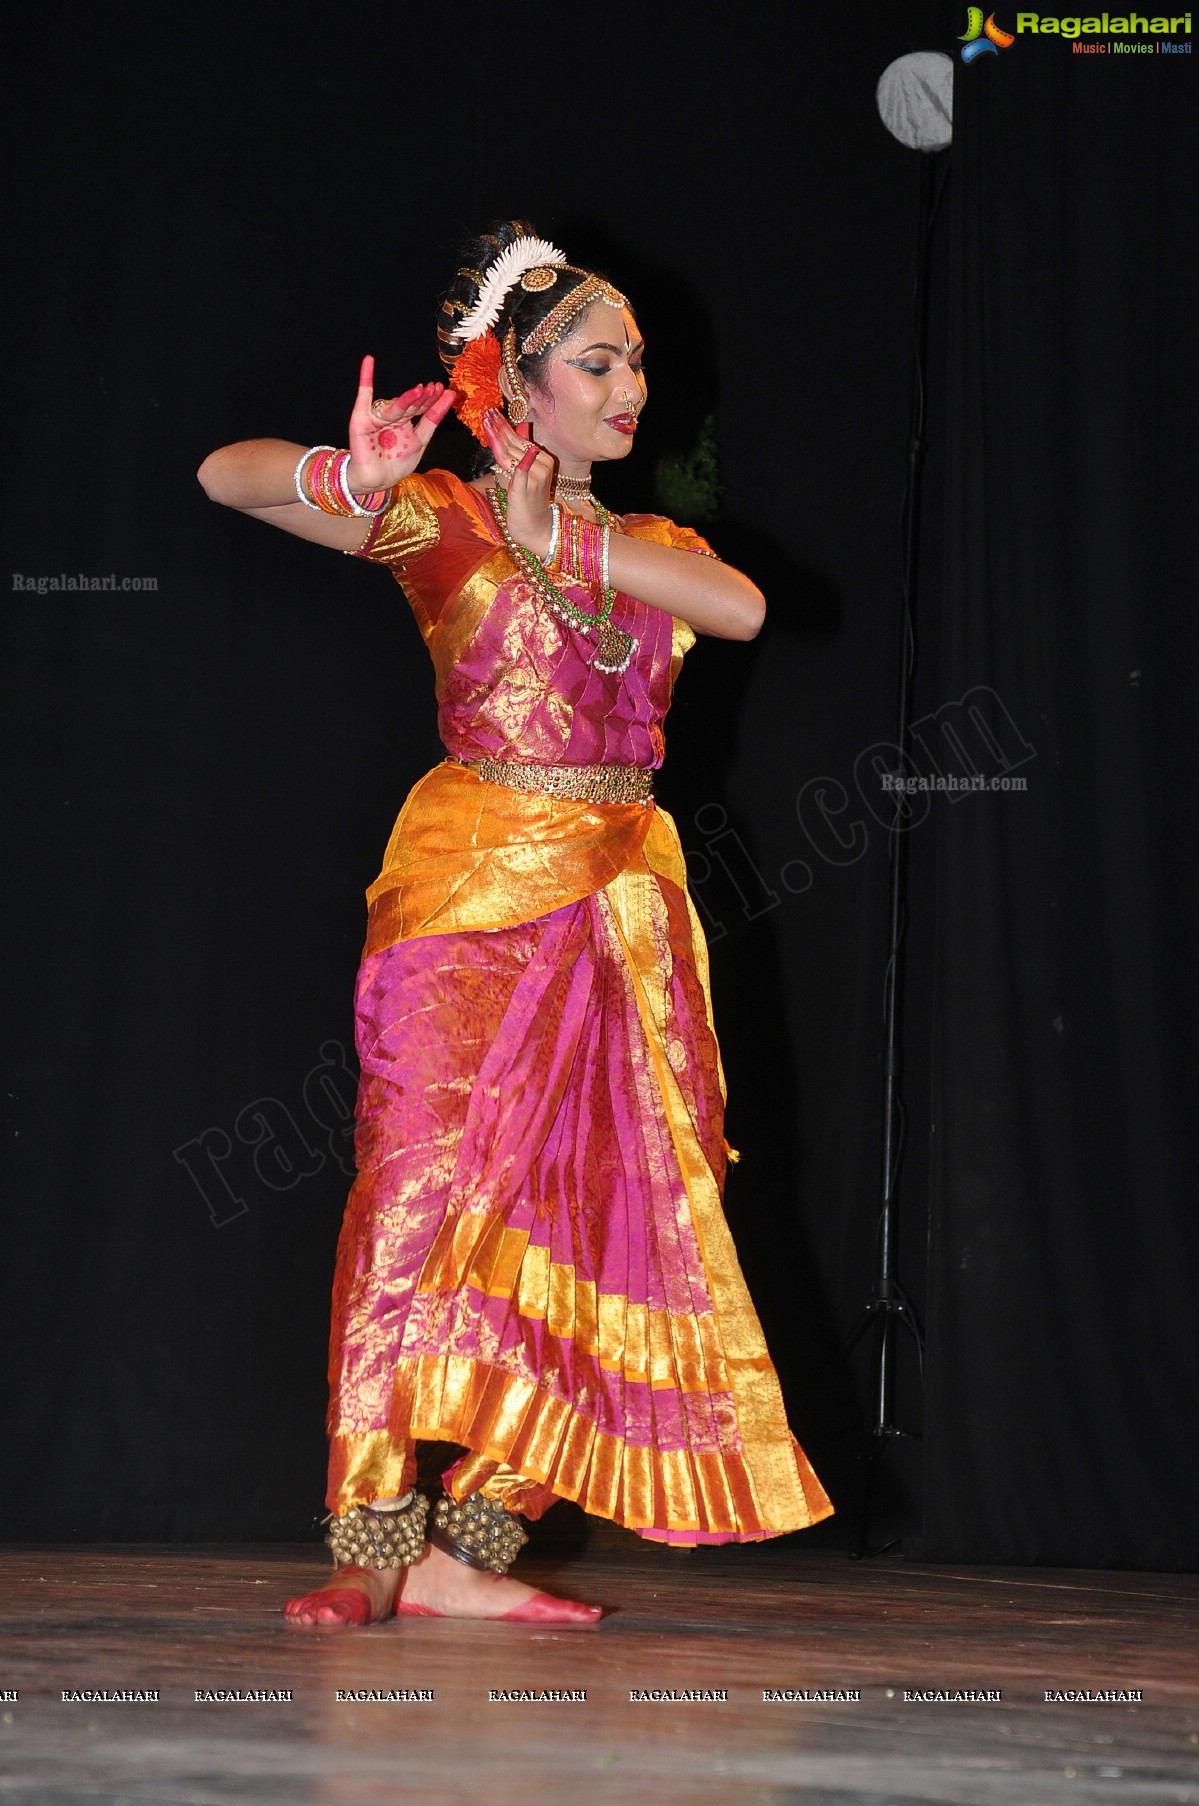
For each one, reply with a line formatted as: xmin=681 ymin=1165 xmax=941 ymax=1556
xmin=619 ymin=512 xmax=720 ymax=665
xmin=349 ymin=470 xmax=503 ymax=640
xmin=352 ymin=472 xmax=442 ymax=573
xmin=668 ymin=521 xmax=719 ymax=559
xmin=618 ymin=512 xmax=719 ymax=561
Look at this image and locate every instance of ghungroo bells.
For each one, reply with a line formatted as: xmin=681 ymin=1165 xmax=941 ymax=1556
xmin=429 ymin=1491 xmax=530 ymax=1574
xmin=323 ymin=1490 xmax=430 ymax=1570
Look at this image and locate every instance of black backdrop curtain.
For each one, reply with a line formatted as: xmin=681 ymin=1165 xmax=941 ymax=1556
xmin=4 ymin=6 xmax=1196 ymax=1566
xmin=919 ymin=45 xmax=1199 ymax=1567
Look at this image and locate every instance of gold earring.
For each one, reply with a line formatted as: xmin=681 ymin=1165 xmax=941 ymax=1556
xmin=503 ymin=327 xmax=529 ymax=427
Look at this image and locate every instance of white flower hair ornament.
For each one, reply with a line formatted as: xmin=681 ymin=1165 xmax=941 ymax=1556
xmin=451 ymin=237 xmax=568 ymax=343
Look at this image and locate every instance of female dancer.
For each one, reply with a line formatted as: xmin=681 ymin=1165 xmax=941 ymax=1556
xmin=198 ymin=222 xmax=832 ymax=1627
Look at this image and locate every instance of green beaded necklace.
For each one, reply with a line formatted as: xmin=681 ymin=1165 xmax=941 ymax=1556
xmin=488 ymin=485 xmax=636 ymax=674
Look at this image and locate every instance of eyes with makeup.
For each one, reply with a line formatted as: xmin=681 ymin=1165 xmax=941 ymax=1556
xmin=569 ymin=361 xmax=646 ymax=380
xmin=563 ymin=343 xmax=646 ymax=381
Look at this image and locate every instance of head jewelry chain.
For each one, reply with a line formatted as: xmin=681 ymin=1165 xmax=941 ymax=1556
xmin=441 ymin=236 xmax=629 ymax=445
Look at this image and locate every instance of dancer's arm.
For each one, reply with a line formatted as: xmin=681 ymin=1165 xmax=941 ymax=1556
xmin=196 ymin=357 xmax=456 ymax=551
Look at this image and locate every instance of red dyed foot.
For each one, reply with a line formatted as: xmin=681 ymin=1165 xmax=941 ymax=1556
xmin=496 ymin=1591 xmax=603 ymax=1625
xmin=393 ymin=1541 xmax=602 ymax=1623
xmin=284 ymin=1586 xmax=374 ymax=1627
xmin=394 ymin=1589 xmax=602 ymax=1624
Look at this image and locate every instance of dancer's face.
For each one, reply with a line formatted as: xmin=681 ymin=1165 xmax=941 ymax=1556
xmin=524 ymin=301 xmax=647 ymax=472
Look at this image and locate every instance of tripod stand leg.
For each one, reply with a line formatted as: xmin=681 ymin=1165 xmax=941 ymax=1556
xmin=850 ymin=1313 xmax=888 ymax=1559
xmin=850 ymin=1431 xmax=880 ymax=1561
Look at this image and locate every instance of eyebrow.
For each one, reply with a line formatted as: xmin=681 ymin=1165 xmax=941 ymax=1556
xmin=571 ymin=340 xmax=645 ymax=356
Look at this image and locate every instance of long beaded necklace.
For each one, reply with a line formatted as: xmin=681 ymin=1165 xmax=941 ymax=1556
xmin=488 ymin=485 xmax=637 ymax=675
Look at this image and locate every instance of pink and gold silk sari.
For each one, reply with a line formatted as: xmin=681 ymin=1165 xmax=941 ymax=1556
xmin=326 ymin=470 xmax=832 ymax=1543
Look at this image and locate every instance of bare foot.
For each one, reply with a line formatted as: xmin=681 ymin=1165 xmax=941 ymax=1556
xmin=395 ymin=1541 xmax=601 ymax=1623
xmin=283 ymin=1564 xmax=400 ymax=1627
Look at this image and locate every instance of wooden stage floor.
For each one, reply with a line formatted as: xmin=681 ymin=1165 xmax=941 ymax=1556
xmin=0 ymin=1536 xmax=1195 ymax=1805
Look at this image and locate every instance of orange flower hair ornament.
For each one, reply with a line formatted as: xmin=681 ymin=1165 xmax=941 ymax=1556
xmin=450 ymin=329 xmax=504 ymax=444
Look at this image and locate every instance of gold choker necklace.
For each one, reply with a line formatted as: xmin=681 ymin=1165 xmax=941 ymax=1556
xmin=554 ymin=474 xmax=595 ymax=505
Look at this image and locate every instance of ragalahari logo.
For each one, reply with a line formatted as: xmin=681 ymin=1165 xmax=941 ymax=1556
xmin=960 ymin=8 xmax=1017 ymax=57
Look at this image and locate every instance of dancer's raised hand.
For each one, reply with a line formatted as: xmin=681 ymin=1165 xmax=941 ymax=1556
xmin=346 ymin=356 xmax=457 ymax=492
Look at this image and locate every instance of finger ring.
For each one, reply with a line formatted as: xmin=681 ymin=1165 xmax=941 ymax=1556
xmin=371 ymin=400 xmax=387 ymax=418
xmin=516 ymin=446 xmax=539 ymax=473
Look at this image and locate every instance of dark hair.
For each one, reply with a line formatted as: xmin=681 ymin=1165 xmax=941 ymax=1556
xmin=437 ymin=219 xmax=624 ymax=474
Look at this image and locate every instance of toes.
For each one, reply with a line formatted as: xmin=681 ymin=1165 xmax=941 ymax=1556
xmin=284 ymin=1590 xmax=362 ymax=1626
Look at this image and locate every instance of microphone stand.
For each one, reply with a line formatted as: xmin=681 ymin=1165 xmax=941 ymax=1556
xmin=842 ymin=147 xmax=947 ymax=1559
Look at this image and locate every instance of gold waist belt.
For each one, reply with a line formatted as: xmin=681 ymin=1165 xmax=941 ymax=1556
xmin=460 ymin=757 xmax=654 ymax=806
